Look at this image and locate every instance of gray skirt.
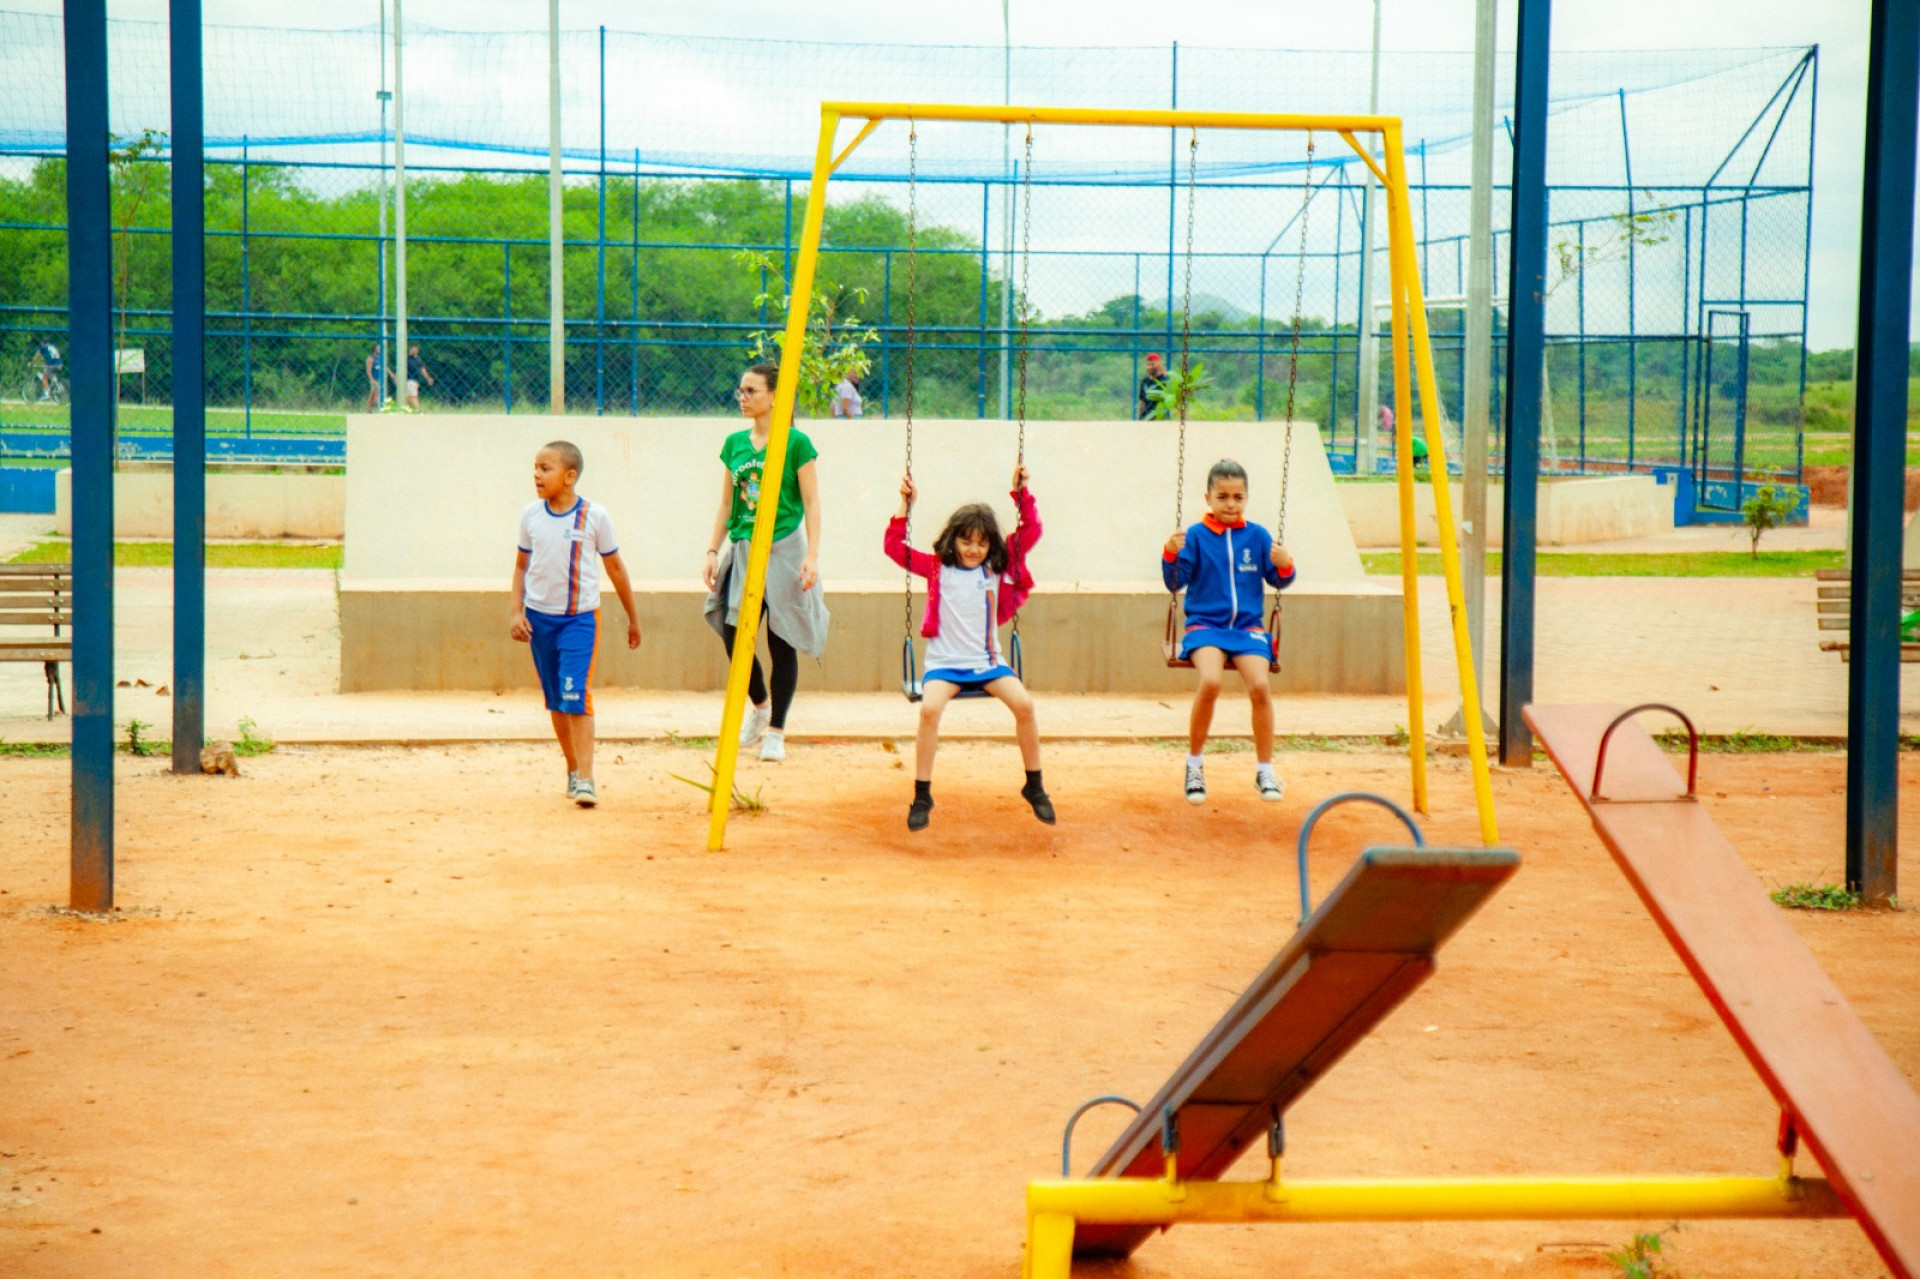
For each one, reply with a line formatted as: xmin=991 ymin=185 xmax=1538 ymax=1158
xmin=702 ymin=527 xmax=830 ymax=660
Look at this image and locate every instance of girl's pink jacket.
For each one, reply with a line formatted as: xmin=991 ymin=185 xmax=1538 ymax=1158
xmin=883 ymin=487 xmax=1042 ymax=639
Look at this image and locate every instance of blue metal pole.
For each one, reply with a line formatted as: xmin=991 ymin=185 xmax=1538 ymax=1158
xmin=1798 ymin=49 xmax=1820 ymax=483
xmin=1498 ymin=0 xmax=1551 ymax=767
xmin=1577 ymin=219 xmax=1587 ymax=473
xmin=1255 ymin=254 xmax=1267 ymax=420
xmin=595 ymin=25 xmax=606 ymax=416
xmin=632 ymin=148 xmax=640 ymax=411
xmin=502 ymin=243 xmax=513 ymax=412
xmin=1678 ymin=205 xmax=1692 ymax=470
xmin=880 ymin=248 xmax=891 ymax=417
xmin=1846 ymin=0 xmax=1915 ymax=904
xmin=978 ymin=182 xmax=990 ymax=418
xmin=1131 ymin=254 xmax=1141 ymax=415
xmin=1165 ymin=42 xmax=1178 ymax=363
xmin=1331 ymin=189 xmax=1343 ymax=451
xmin=241 ymin=135 xmax=252 ymax=439
xmin=170 ymin=0 xmax=205 ymax=777
xmin=64 ymin=0 xmax=114 ymax=911
xmin=1619 ymin=89 xmax=1638 ymax=472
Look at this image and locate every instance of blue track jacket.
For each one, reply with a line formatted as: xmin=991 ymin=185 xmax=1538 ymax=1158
xmin=1161 ymin=514 xmax=1295 ymax=631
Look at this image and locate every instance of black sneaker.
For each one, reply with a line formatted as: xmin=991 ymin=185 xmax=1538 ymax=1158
xmin=907 ymin=796 xmax=933 ymax=831
xmin=1022 ymin=783 xmax=1057 ymax=825
xmin=1184 ymin=762 xmax=1207 ymax=805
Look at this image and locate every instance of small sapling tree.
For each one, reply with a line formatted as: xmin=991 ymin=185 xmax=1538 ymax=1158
xmin=735 ymin=250 xmax=878 ymax=419
xmin=1739 ymin=483 xmax=1799 ymax=558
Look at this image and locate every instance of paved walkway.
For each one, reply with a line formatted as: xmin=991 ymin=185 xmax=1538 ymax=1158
xmin=2 ymin=563 xmax=1911 ymax=746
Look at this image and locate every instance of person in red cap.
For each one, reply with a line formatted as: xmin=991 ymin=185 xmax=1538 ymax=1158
xmin=1137 ymin=351 xmax=1170 ymax=419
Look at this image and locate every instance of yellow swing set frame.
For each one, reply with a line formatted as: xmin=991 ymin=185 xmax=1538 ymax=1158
xmin=706 ymin=102 xmax=1498 ymax=852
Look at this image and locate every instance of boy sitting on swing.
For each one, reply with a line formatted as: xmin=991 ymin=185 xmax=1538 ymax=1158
xmin=1162 ymin=458 xmax=1296 ymax=805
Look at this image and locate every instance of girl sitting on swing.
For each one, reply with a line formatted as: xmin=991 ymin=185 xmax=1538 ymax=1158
xmin=1162 ymin=458 xmax=1296 ymax=806
xmin=884 ymin=465 xmax=1052 ymax=832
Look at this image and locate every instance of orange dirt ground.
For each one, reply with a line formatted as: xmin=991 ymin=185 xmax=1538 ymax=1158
xmin=2 ymin=741 xmax=1916 ymax=1279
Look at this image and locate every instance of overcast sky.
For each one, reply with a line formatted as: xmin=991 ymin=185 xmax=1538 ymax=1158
xmin=12 ymin=0 xmax=1907 ymax=349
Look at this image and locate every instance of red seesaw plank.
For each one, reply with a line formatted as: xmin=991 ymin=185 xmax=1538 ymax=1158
xmin=1525 ymin=703 xmax=1920 ymax=1279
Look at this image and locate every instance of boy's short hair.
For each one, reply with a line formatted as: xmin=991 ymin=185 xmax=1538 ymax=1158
xmin=544 ymin=440 xmax=585 ymax=477
xmin=1206 ymin=458 xmax=1248 ymax=491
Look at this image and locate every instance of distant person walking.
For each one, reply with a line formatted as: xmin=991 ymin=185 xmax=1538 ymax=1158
xmin=831 ymin=372 xmax=863 ymax=419
xmin=404 ymin=344 xmax=435 ymax=412
xmin=33 ymin=335 xmax=63 ymax=401
xmin=364 ymin=345 xmax=390 ymax=411
xmin=1137 ymin=351 xmax=1169 ymax=419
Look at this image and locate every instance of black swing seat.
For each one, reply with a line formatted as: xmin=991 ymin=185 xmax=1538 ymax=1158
xmin=902 ymin=629 xmax=1024 ymax=702
xmin=1162 ymin=594 xmax=1282 ymax=674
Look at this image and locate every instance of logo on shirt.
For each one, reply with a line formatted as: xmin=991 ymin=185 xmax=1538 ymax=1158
xmin=735 ymin=466 xmax=762 ymax=512
xmin=565 ymin=527 xmax=592 ymax=542
xmin=1240 ymin=546 xmax=1258 ymax=572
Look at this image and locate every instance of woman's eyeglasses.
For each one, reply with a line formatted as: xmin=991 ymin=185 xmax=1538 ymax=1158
xmin=735 ymin=387 xmax=766 ymax=399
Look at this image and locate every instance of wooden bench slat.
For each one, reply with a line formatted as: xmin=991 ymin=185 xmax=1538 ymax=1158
xmin=1820 ymin=641 xmax=1920 ymax=662
xmin=1816 ymin=568 xmax=1920 ymax=582
xmin=0 ymin=646 xmax=71 ymax=662
xmin=0 ymin=612 xmax=70 ymax=626
xmin=0 ymin=563 xmax=71 ymax=575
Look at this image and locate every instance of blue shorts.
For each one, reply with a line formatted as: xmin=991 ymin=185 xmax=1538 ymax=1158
xmin=1178 ymin=626 xmax=1275 ymax=664
xmin=923 ymin=663 xmax=1017 ymax=689
xmin=527 ymin=608 xmax=600 ymax=715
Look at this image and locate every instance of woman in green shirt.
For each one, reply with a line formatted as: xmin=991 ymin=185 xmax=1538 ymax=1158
xmin=701 ymin=362 xmax=827 ymax=763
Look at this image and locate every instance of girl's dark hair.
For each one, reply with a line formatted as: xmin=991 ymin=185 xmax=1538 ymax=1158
xmin=746 ymin=362 xmax=780 ymax=392
xmin=1206 ymin=458 xmax=1249 ymax=491
xmin=932 ymin=502 xmax=1010 ymax=573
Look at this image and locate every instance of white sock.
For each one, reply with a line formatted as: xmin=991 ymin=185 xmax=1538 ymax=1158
xmin=765 ymin=728 xmax=783 ymax=740
xmin=1186 ymin=754 xmax=1204 ymax=769
xmin=1256 ymin=762 xmax=1277 ymax=781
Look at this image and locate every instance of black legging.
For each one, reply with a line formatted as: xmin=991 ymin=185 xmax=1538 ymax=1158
xmin=722 ymin=611 xmax=798 ymax=730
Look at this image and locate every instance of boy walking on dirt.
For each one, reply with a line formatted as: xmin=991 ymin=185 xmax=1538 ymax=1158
xmin=510 ymin=440 xmax=642 ymax=807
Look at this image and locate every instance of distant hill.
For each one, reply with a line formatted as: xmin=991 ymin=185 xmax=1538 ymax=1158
xmin=1146 ymin=292 xmax=1257 ymax=323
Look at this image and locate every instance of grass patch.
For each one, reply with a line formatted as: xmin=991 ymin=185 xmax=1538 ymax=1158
xmin=0 ymin=403 xmax=346 ymax=436
xmin=1654 ymin=728 xmax=1839 ymax=753
xmin=0 ymin=739 xmax=69 ymax=758
xmin=9 ymin=540 xmax=342 ymax=569
xmin=1770 ymin=883 xmax=1865 ymax=911
xmin=1144 ymin=734 xmax=1403 ymax=753
xmin=1363 ymin=549 xmax=1845 ymax=578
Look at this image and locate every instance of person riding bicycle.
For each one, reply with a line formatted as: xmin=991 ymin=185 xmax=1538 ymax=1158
xmin=31 ymin=336 xmax=63 ymax=400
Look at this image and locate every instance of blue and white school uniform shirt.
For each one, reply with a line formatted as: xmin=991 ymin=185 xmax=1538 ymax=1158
xmin=924 ymin=564 xmax=1006 ymax=675
xmin=519 ymin=497 xmax=619 ymax=616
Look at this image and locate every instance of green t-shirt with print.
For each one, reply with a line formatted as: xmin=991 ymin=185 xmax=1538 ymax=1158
xmin=722 ymin=427 xmax=818 ymax=543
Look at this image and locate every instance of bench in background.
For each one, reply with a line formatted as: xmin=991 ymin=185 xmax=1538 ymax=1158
xmin=0 ymin=562 xmax=71 ymax=718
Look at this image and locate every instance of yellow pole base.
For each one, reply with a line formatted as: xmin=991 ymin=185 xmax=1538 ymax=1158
xmin=1022 ymin=1173 xmax=1846 ymax=1273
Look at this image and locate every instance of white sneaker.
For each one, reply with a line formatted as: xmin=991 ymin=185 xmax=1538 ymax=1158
xmin=739 ymin=704 xmax=772 ymax=747
xmin=566 ymin=769 xmax=578 ymax=799
xmin=1184 ymin=762 xmax=1207 ymax=805
xmin=1257 ymin=771 xmax=1285 ymax=803
xmin=759 ymin=730 xmax=786 ymax=762
xmin=573 ymin=777 xmax=598 ymax=808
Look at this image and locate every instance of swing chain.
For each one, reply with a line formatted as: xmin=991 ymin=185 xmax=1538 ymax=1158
xmin=1174 ymin=127 xmax=1198 ymax=532
xmin=903 ymin=122 xmax=919 ymax=645
xmin=1277 ymin=133 xmax=1314 ymax=542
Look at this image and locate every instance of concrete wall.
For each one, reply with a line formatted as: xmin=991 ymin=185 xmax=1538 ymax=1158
xmin=339 ymin=578 xmax=1406 ymax=695
xmin=1339 ymin=474 xmax=1675 ymax=547
xmin=339 ymin=414 xmax=1407 ymax=694
xmin=55 ymin=469 xmax=345 ymax=539
xmin=341 ymin=414 xmax=1368 ymax=586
